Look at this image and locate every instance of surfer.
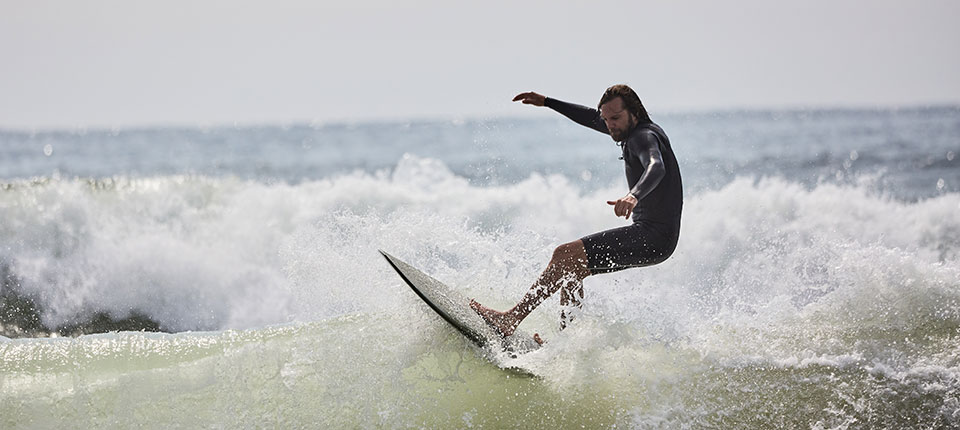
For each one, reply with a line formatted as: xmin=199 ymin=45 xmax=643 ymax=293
xmin=470 ymin=85 xmax=682 ymax=342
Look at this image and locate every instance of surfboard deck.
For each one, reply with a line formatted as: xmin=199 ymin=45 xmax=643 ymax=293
xmin=379 ymin=250 xmax=541 ymax=359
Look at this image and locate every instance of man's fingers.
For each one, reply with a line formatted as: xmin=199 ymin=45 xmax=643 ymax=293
xmin=609 ymin=199 xmax=625 ymax=217
xmin=513 ymin=92 xmax=544 ymax=106
xmin=608 ymin=198 xmax=635 ymax=219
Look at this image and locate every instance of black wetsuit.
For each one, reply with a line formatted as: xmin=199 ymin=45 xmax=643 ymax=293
xmin=545 ymin=97 xmax=683 ymax=274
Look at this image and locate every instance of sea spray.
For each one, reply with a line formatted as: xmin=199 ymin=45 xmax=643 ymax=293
xmin=2 ymin=106 xmax=959 ymax=427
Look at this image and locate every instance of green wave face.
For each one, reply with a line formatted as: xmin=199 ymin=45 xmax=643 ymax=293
xmin=3 ymin=304 xmax=958 ymax=429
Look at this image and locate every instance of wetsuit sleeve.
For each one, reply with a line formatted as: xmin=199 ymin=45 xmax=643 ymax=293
xmin=544 ymin=97 xmax=610 ymax=135
xmin=626 ymin=130 xmax=666 ymax=200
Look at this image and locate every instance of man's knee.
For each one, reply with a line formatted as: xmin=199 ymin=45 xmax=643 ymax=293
xmin=551 ymin=241 xmax=580 ymax=262
xmin=551 ymin=241 xmax=588 ymax=274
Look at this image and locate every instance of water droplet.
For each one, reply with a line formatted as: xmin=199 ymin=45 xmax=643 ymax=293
xmin=849 ymin=150 xmax=859 ymax=161
xmin=580 ymin=170 xmax=592 ymax=181
xmin=43 ymin=144 xmax=53 ymax=156
xmin=948 ymin=151 xmax=955 ymax=161
xmin=936 ymin=178 xmax=945 ymax=190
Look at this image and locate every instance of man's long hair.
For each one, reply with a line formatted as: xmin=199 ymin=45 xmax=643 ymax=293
xmin=598 ymin=84 xmax=651 ymax=124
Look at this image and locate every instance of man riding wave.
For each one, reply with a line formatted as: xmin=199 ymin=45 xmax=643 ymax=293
xmin=470 ymin=84 xmax=683 ymax=342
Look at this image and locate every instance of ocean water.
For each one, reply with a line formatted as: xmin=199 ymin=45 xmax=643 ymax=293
xmin=1 ymin=107 xmax=959 ymax=428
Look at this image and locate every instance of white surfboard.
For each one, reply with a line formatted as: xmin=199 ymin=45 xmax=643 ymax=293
xmin=379 ymin=250 xmax=541 ymax=358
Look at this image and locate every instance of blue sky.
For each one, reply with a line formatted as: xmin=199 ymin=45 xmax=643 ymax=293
xmin=2 ymin=0 xmax=958 ymax=129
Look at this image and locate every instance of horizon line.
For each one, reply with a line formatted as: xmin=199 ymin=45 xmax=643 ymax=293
xmin=2 ymin=102 xmax=958 ymax=134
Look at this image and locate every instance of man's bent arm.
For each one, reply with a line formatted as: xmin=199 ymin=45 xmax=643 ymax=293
xmin=544 ymin=98 xmax=610 ymax=135
xmin=627 ymin=132 xmax=666 ymax=200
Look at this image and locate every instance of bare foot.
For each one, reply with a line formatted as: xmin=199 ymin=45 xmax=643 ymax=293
xmin=469 ymin=299 xmax=518 ymax=338
xmin=533 ymin=333 xmax=544 ymax=345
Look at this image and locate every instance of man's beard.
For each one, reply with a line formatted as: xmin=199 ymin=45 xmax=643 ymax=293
xmin=610 ymin=116 xmax=638 ymax=142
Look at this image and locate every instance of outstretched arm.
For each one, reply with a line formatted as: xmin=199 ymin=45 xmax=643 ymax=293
xmin=513 ymin=92 xmax=609 ymax=135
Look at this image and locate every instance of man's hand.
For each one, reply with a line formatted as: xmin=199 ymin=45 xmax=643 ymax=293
xmin=606 ymin=194 xmax=638 ymax=219
xmin=512 ymin=92 xmax=546 ymax=106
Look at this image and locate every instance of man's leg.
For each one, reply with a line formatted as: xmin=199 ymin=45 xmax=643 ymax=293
xmin=559 ymin=275 xmax=584 ymax=330
xmin=470 ymin=240 xmax=591 ymax=337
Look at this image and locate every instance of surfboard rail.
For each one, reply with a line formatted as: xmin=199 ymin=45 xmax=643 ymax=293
xmin=378 ymin=250 xmax=540 ymax=357
xmin=379 ymin=249 xmax=489 ymax=347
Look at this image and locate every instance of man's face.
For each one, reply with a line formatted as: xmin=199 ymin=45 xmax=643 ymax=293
xmin=600 ymin=97 xmax=637 ymax=142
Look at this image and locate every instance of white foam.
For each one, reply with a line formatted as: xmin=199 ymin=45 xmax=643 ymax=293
xmin=1 ymin=158 xmax=958 ymax=346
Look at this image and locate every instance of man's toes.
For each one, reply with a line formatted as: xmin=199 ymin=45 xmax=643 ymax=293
xmin=533 ymin=333 xmax=544 ymax=345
